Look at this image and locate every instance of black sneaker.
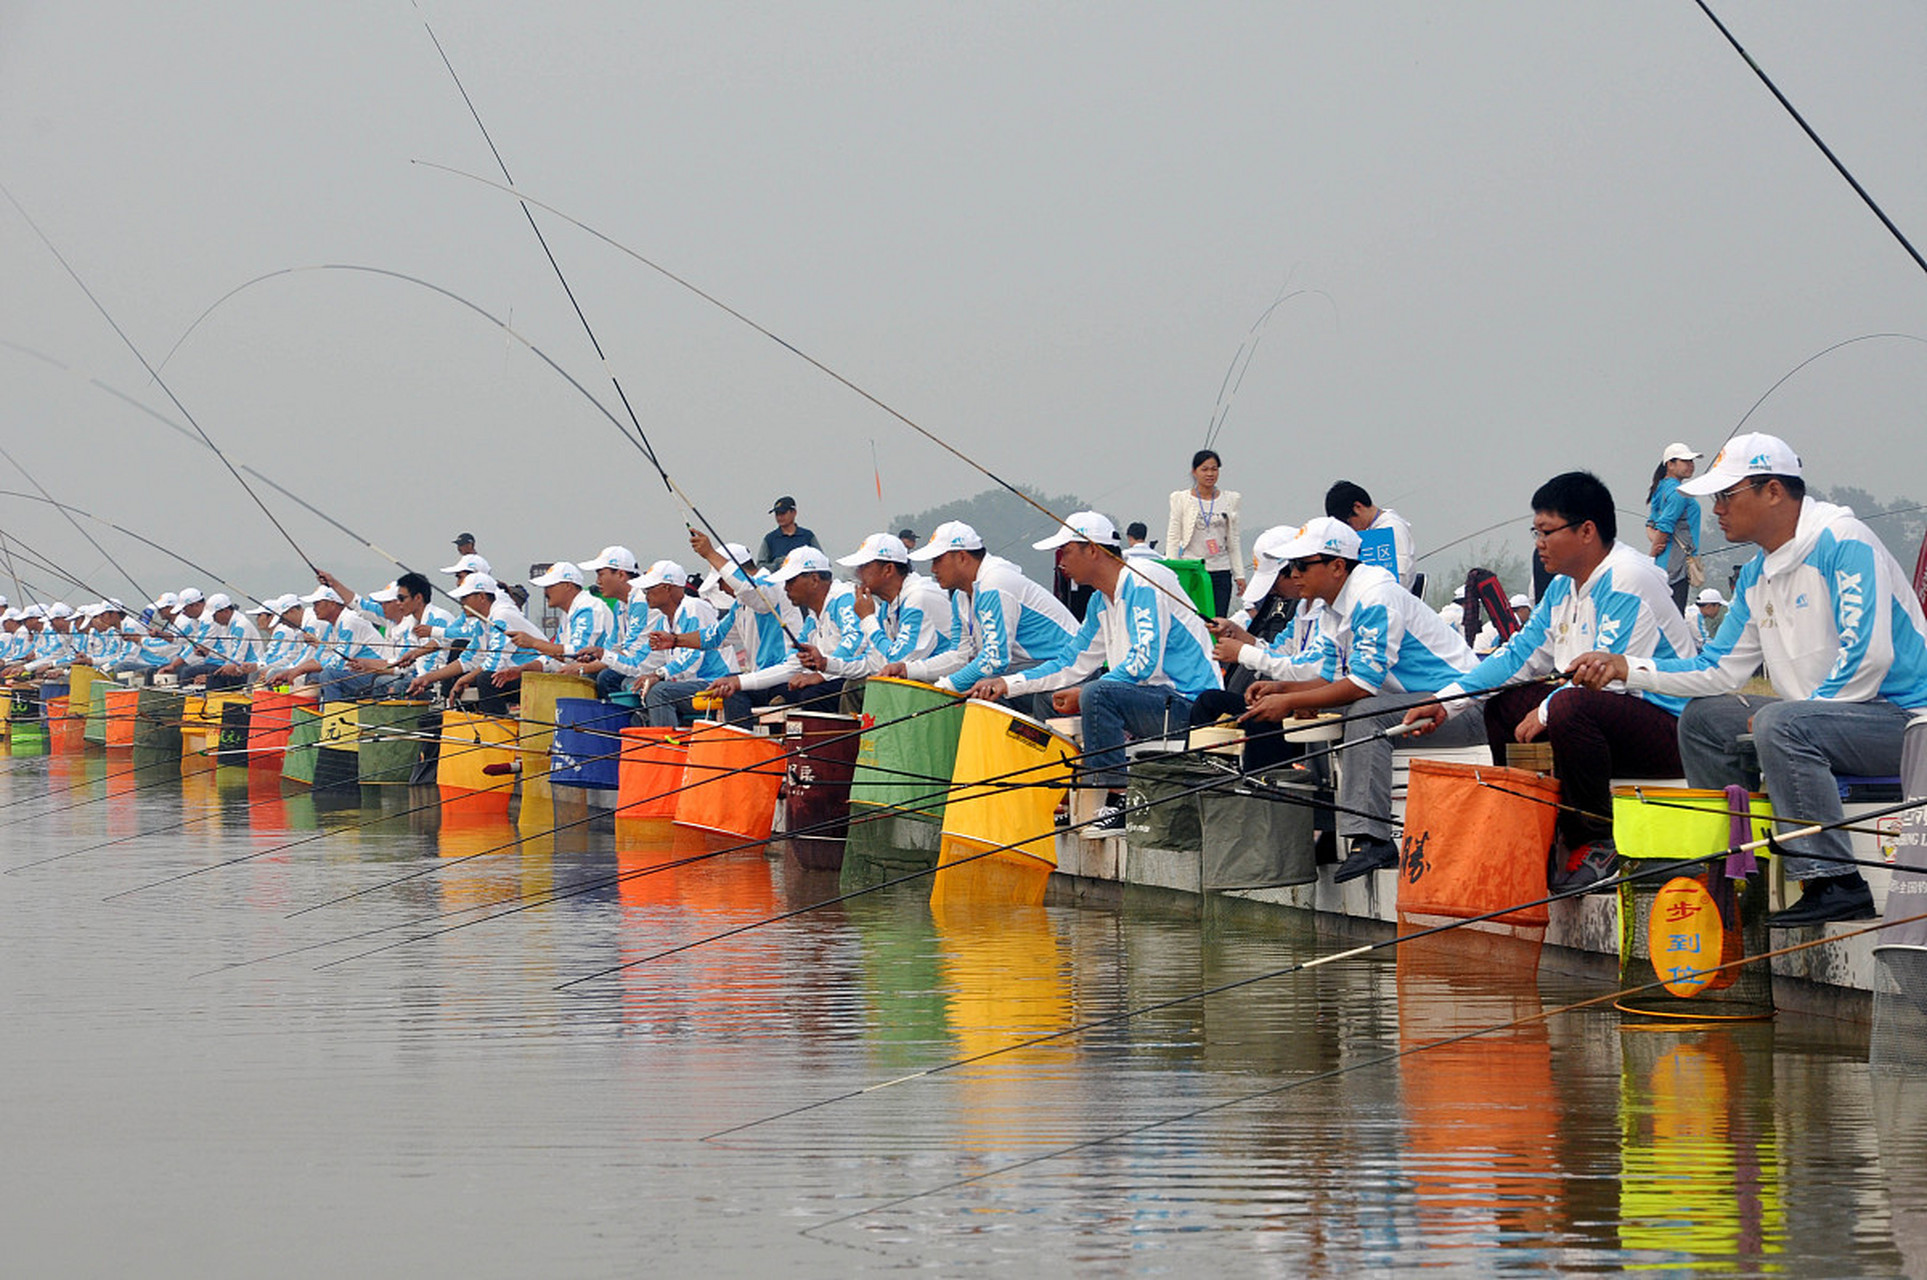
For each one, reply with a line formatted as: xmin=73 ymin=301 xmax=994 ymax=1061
xmin=1334 ymin=837 xmax=1399 ymax=883
xmin=1766 ymin=874 xmax=1876 ymax=928
xmin=1551 ymin=839 xmax=1619 ymax=895
xmin=1081 ymin=804 xmax=1125 ymax=839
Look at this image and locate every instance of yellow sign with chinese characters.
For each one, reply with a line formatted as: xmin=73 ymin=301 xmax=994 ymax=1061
xmin=1649 ymin=876 xmax=1723 ymax=997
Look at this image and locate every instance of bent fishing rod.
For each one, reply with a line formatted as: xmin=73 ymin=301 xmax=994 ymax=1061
xmin=412 ymin=160 xmax=1215 ymax=624
xmin=806 ymin=904 xmax=1927 ymax=1239
xmin=410 ymin=15 xmax=803 ymax=644
xmin=0 ymin=183 xmax=318 ymax=575
xmin=1201 ymin=280 xmax=1340 ymax=451
xmin=1694 ymin=0 xmax=1927 ymax=282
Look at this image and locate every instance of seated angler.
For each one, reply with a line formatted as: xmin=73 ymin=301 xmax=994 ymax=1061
xmin=1691 ymin=587 xmax=1726 ymax=647
xmin=969 ymin=513 xmax=1221 ymax=837
xmin=837 ymin=532 xmax=955 ymax=677
xmin=678 ymin=533 xmax=799 ymax=723
xmin=155 ymin=589 xmax=213 ymax=680
xmin=277 ymin=585 xmax=397 ymax=701
xmin=180 ymin=593 xmax=264 ymax=690
xmin=560 ymin=547 xmax=645 ymax=698
xmin=23 ymin=602 xmax=84 ymax=676
xmin=0 ymin=607 xmax=27 ymax=675
xmin=522 ymin=559 xmax=616 ymax=679
xmin=626 ymin=560 xmax=728 ymax=727
xmin=1195 ymin=523 xmax=1326 ymax=772
xmin=902 ymin=521 xmax=1081 ymax=705
xmin=708 ymin=546 xmax=866 ymax=714
xmin=257 ymin=597 xmax=316 ymax=686
xmin=1570 ymin=433 xmax=1927 ymax=926
xmin=1404 ymin=471 xmax=1698 ymax=890
xmin=408 ymin=574 xmax=544 ymax=713
xmin=1240 ymin=517 xmax=1486 ymax=882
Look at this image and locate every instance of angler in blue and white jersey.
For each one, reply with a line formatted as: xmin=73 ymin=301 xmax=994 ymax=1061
xmin=521 ymin=559 xmax=616 ymax=674
xmin=687 ymin=530 xmax=799 ymax=679
xmin=623 ymin=559 xmax=731 ymax=727
xmin=24 ymin=602 xmax=85 ymax=674
xmin=278 ymin=585 xmax=394 ymax=701
xmin=0 ymin=609 xmax=28 ymax=672
xmin=559 ymin=546 xmax=645 ymax=697
xmin=1241 ymin=517 xmax=1485 ymax=882
xmin=258 ymin=597 xmax=316 ymax=683
xmin=838 ymin=533 xmax=955 ymax=674
xmin=1691 ymin=587 xmax=1725 ymax=647
xmin=906 ymin=520 xmax=1079 ymax=695
xmin=971 ymin=512 xmax=1220 ymax=835
xmin=708 ymin=547 xmax=865 ymax=719
xmin=1646 ymin=441 xmax=1704 ymax=612
xmin=1406 ymin=471 xmax=1698 ymax=890
xmin=174 ymin=593 xmax=264 ymax=689
xmin=415 ymin=574 xmax=545 ymax=713
xmin=1573 ymin=433 xmax=1927 ymax=927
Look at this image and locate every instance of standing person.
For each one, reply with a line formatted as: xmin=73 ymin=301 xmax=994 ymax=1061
xmin=1404 ymin=472 xmax=1698 ymax=891
xmin=1166 ymin=449 xmax=1244 ymax=616
xmin=1570 ymin=433 xmax=1927 ymax=926
xmin=1647 ymin=442 xmax=1703 ymax=612
xmin=1325 ymin=481 xmax=1417 ymax=591
xmin=452 ymin=532 xmax=478 ymax=560
xmin=969 ymin=513 xmax=1220 ymax=835
xmin=755 ymin=497 xmax=820 ymax=570
xmin=896 ymin=528 xmax=919 ymax=552
xmin=1691 ymin=587 xmax=1726 ymax=646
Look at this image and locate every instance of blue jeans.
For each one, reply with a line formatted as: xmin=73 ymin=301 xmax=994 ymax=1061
xmin=1081 ymin=681 xmax=1194 ymax=790
xmin=645 ymin=679 xmax=708 ymax=728
xmin=1678 ymin=693 xmax=1911 ymax=881
xmin=315 ymin=668 xmax=402 ymax=703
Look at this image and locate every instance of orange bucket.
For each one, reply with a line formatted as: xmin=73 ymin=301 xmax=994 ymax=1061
xmin=1396 ymin=759 xmax=1560 ymax=932
xmin=104 ymin=687 xmax=141 ymax=749
xmin=617 ymin=726 xmax=692 ymax=821
xmin=672 ymin=722 xmax=787 ymax=843
xmin=248 ymin=687 xmax=318 ymax=769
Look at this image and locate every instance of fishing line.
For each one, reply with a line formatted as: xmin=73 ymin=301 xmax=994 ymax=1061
xmin=411 ymin=161 xmax=1213 ymax=623
xmin=1693 ymin=2 xmax=1927 ymax=281
xmin=804 ymin=904 xmax=1927 ymax=1238
xmin=0 ymin=444 xmax=148 ymax=603
xmin=0 ymin=183 xmax=318 ymax=573
xmin=1201 ymin=281 xmax=1340 ymax=451
xmin=408 ymin=15 xmax=802 ymax=644
xmin=1720 ymin=331 xmax=1927 ymax=449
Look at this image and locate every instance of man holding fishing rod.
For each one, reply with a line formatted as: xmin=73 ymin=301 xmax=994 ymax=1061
xmin=966 ymin=512 xmax=1220 ymax=837
xmin=1569 ymin=433 xmax=1927 ymax=927
xmin=1401 ymin=471 xmax=1698 ymax=892
xmin=1238 ymin=516 xmax=1484 ymax=882
xmin=893 ymin=520 xmax=1081 ymax=700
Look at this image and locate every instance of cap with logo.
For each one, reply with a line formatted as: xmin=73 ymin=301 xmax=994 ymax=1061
xmin=1271 ymin=517 xmax=1364 ymax=564
xmin=1033 ymin=511 xmax=1122 ymax=552
xmin=368 ymin=582 xmax=403 ymax=604
xmin=635 ymin=559 xmax=690 ymax=590
xmin=907 ymin=520 xmax=986 ymax=562
xmin=177 ymin=587 xmax=206 ymax=606
xmin=1242 ymin=523 xmax=1303 ymax=604
xmin=454 ymin=573 xmax=499 ymax=599
xmin=1680 ymin=432 xmax=1802 ymax=497
xmin=578 ymin=546 xmax=640 ymax=576
xmin=1660 ymin=442 xmax=1703 ymax=464
xmin=439 ymin=553 xmax=492 ymax=577
xmin=769 ymin=546 xmax=834 ymax=584
xmin=1697 ymin=588 xmax=1726 ymax=606
xmin=530 ymin=561 xmax=586 ymax=588
xmin=300 ymin=585 xmax=344 ymax=606
xmin=836 ymin=533 xmax=910 ymax=568
xmin=452 ymin=532 xmax=476 ymax=546
xmin=770 ymin=495 xmax=797 ymax=514
xmin=205 ymin=593 xmax=234 ymax=614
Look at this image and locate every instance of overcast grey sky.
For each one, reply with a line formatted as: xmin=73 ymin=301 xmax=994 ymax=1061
xmin=2 ymin=2 xmax=1923 ymax=603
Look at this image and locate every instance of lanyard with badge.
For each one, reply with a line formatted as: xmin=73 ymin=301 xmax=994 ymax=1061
xmin=1199 ymin=491 xmax=1223 ymax=559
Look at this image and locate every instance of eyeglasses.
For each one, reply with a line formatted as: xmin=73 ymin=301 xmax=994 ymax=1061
xmin=1530 ymin=522 xmax=1571 ymax=543
xmin=1711 ymin=479 xmax=1766 ymax=508
xmin=1285 ymin=555 xmax=1333 ymax=575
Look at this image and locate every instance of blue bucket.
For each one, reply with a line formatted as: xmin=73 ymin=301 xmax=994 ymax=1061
xmin=550 ymin=697 xmax=630 ymax=790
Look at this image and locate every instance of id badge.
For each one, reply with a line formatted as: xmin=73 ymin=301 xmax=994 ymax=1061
xmin=1206 ymin=538 xmax=1222 ymax=557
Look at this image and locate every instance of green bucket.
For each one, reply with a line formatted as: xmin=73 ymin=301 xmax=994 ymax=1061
xmin=281 ymin=705 xmax=322 ymax=786
xmin=848 ymin=677 xmax=967 ymax=824
xmin=134 ymin=687 xmax=186 ymax=757
xmin=356 ymin=700 xmax=433 ymax=786
xmin=83 ymin=678 xmax=113 ymax=745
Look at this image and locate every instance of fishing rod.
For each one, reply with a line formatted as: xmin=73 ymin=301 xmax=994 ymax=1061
xmin=1201 ymin=282 xmax=1339 ymax=452
xmin=0 ymin=443 xmax=148 ymax=603
xmin=1694 ymin=1 xmax=1927 ymax=281
xmin=0 ymin=183 xmax=318 ymax=574
xmin=411 ymin=161 xmax=1215 ymax=624
xmin=708 ymin=794 xmax=1919 ymax=1142
xmin=409 ymin=17 xmax=805 ymax=646
xmin=806 ymin=904 xmax=1927 ymax=1238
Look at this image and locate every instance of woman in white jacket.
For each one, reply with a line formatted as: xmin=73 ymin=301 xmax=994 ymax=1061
xmin=1165 ymin=449 xmax=1244 ymax=616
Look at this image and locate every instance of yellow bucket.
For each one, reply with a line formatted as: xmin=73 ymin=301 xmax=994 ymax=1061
xmin=932 ymin=700 xmax=1075 ymax=909
xmin=1610 ymin=786 xmax=1776 ymax=859
xmin=437 ymin=710 xmax=518 ymax=815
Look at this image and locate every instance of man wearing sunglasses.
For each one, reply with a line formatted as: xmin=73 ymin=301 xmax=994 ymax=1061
xmin=1570 ymin=432 xmax=1927 ymax=927
xmin=1239 ymin=516 xmax=1485 ymax=883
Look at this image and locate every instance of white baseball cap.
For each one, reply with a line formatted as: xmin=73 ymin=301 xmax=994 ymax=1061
xmin=635 ymin=559 xmax=690 ymax=589
xmin=177 ymin=587 xmax=205 ymax=606
xmin=152 ymin=592 xmax=180 ymax=611
xmin=1271 ymin=517 xmax=1363 ymax=564
xmin=1680 ymin=432 xmax=1803 ymax=497
xmin=251 ymin=598 xmax=277 ymax=614
xmin=1241 ymin=524 xmax=1301 ymax=604
xmin=769 ymin=546 xmax=834 ymax=584
xmin=837 ymin=533 xmax=910 ymax=567
xmin=46 ymin=601 xmax=76 ymax=619
xmin=1033 ymin=511 xmax=1121 ymax=552
xmin=275 ymin=595 xmax=305 ymax=615
xmin=1660 ymin=442 xmax=1703 ymax=464
xmin=367 ymin=581 xmax=402 ymax=604
xmin=454 ymin=573 xmax=499 ymax=598
xmin=1508 ymin=593 xmax=1531 ymax=609
xmin=206 ymin=593 xmax=234 ymax=613
xmin=1697 ymin=587 xmax=1726 ymax=606
xmin=531 ymin=560 xmax=586 ymax=588
xmin=578 ymin=546 xmax=639 ymax=576
xmin=908 ymin=520 xmax=985 ymax=561
xmin=440 ymin=553 xmax=492 ymax=577
xmin=301 ymin=585 xmax=344 ymax=606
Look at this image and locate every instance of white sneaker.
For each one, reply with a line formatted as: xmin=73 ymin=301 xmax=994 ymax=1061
xmin=1081 ymin=804 xmax=1125 ymax=839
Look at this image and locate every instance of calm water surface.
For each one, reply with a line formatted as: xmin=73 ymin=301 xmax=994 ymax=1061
xmin=3 ymin=749 xmax=1923 ymax=1277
